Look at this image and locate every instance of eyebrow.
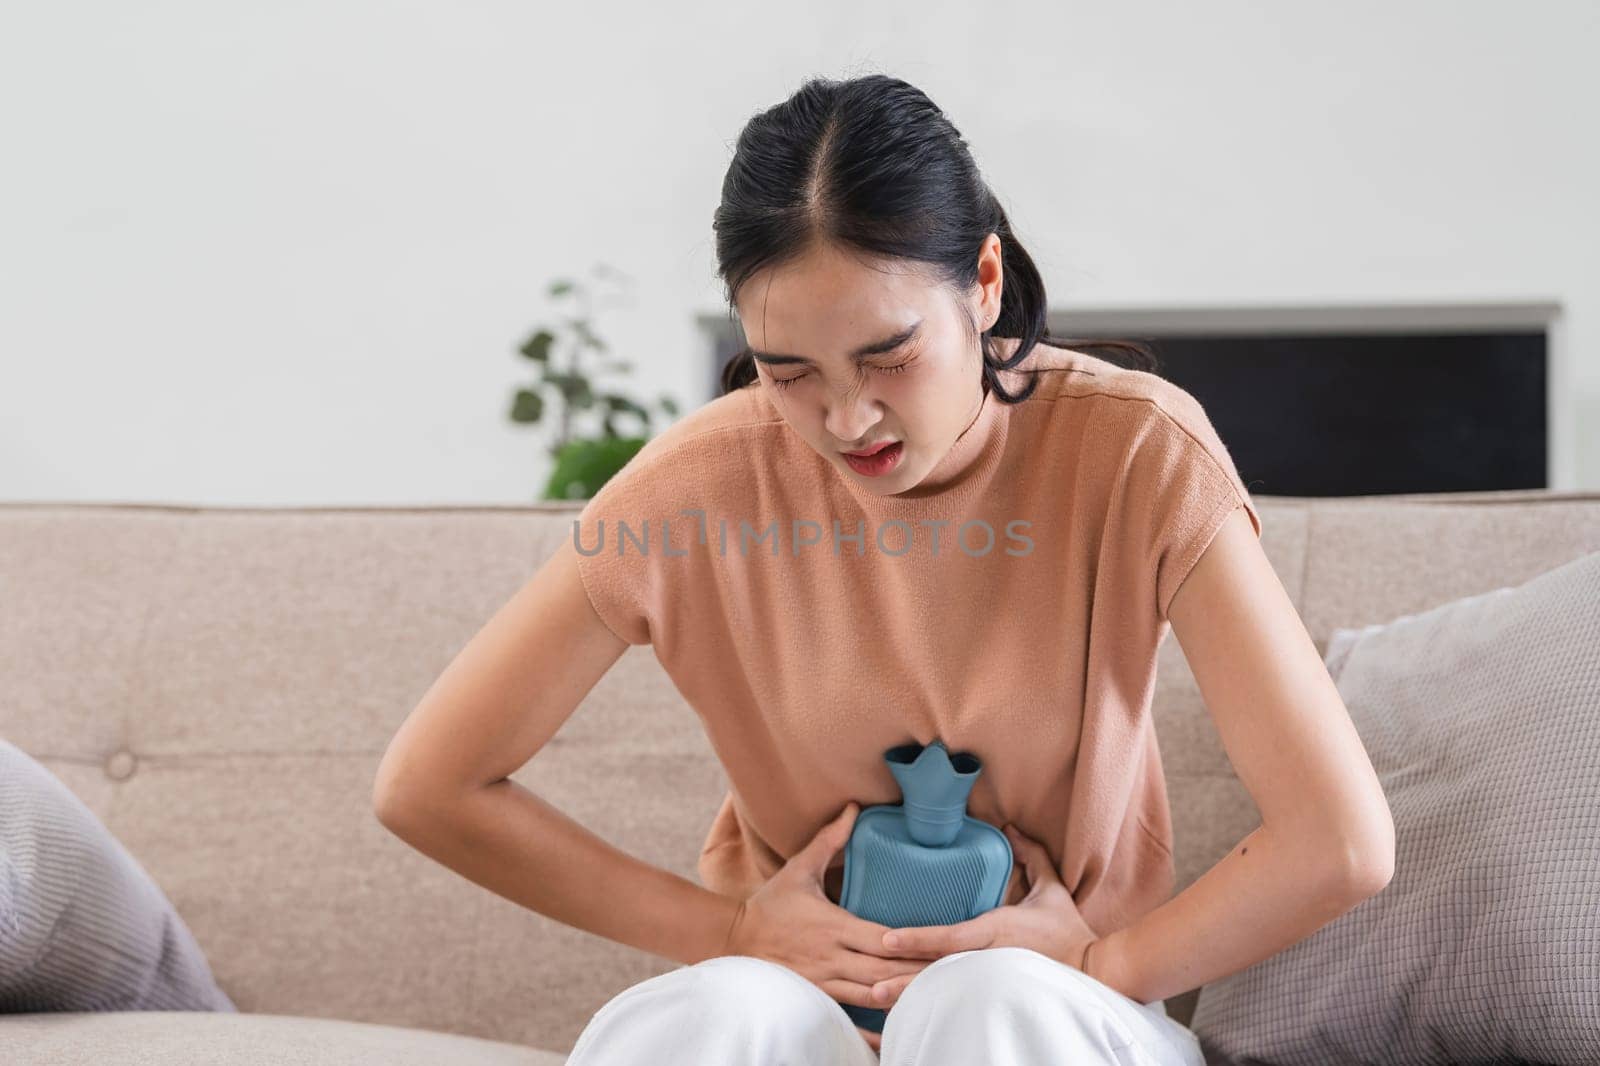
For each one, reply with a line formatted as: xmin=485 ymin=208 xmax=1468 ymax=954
xmin=747 ymin=320 xmax=923 ymax=366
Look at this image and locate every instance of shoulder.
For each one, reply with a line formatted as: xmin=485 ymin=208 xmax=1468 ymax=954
xmin=1033 ymin=347 xmax=1261 ymax=547
xmin=1014 ymin=344 xmax=1209 ymax=434
xmin=1010 ymin=342 xmax=1232 ymax=470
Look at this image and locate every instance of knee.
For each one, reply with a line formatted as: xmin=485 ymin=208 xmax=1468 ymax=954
xmin=686 ymin=956 xmax=861 ymax=1047
xmin=571 ymin=955 xmax=853 ymax=1064
xmin=897 ymin=945 xmax=1107 ymax=1016
xmin=687 ymin=954 xmax=836 ymax=1014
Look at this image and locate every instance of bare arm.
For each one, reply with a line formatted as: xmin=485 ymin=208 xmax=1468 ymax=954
xmin=1087 ymin=506 xmax=1396 ymax=1005
xmin=371 ymin=533 xmax=741 ymax=967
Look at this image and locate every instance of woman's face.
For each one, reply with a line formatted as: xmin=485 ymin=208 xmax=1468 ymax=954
xmin=735 ymin=236 xmax=1004 ymax=495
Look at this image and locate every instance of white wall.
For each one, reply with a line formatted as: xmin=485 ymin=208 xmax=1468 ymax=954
xmin=3 ymin=0 xmax=1596 ymax=504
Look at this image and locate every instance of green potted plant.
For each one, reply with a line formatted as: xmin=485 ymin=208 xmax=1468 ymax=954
xmin=509 ymin=263 xmax=680 ymax=500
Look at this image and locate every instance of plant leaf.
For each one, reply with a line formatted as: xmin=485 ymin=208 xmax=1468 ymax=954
xmin=542 ymin=436 xmax=648 ymax=501
xmin=602 ymin=394 xmax=647 ymax=417
xmin=544 ymin=371 xmax=593 ymax=405
xmin=518 ymin=329 xmax=555 ymax=362
xmin=509 ymin=389 xmax=544 ymax=423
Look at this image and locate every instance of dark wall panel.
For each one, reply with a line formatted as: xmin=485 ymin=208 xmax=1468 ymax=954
xmin=1133 ymin=332 xmax=1546 ymax=496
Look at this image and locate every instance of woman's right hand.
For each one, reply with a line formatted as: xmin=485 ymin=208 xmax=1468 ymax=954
xmin=721 ymin=801 xmax=932 ymax=1053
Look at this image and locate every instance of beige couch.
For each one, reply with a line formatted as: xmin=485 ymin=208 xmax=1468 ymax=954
xmin=3 ymin=490 xmax=1598 ymax=1064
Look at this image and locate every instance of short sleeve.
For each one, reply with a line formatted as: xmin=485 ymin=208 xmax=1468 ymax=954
xmin=1129 ymin=396 xmax=1262 ymax=622
xmin=571 ymin=449 xmax=672 ymax=647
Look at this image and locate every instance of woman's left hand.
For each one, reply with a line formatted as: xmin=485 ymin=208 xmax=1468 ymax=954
xmin=866 ymin=822 xmax=1102 ymax=1007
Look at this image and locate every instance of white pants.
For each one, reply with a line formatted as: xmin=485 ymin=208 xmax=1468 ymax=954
xmin=565 ymin=945 xmax=1206 ymax=1065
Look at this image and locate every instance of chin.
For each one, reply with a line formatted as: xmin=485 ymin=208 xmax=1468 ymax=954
xmin=857 ymin=464 xmax=916 ymax=491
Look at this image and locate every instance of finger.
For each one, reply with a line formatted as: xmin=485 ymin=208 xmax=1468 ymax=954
xmin=837 ymin=914 xmax=904 ymax=958
xmin=837 ymin=918 xmax=938 ymax=986
xmin=860 ymin=967 xmax=920 ymax=1008
xmin=1003 ymin=822 xmax=1060 ymax=885
xmin=880 ymin=914 xmax=1000 ymax=959
xmin=807 ymin=801 xmax=861 ymax=880
xmin=1002 ymin=821 xmax=1046 ymax=854
xmin=856 ymin=1025 xmax=882 ymax=1053
xmin=842 ymin=943 xmax=935 ymax=991
xmin=815 ymin=974 xmax=888 ymax=1011
xmin=817 ymin=955 xmax=932 ymax=1011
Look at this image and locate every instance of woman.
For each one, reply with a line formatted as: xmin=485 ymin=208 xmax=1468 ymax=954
xmin=373 ymin=74 xmax=1395 ymax=1064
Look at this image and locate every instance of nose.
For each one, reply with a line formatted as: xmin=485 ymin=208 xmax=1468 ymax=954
xmin=822 ymin=379 xmax=886 ymax=447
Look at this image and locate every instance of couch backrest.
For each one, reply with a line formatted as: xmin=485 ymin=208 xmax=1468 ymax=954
xmin=2 ymin=492 xmax=1597 ymax=1051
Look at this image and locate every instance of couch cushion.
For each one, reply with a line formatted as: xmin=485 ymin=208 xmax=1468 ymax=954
xmin=0 ymin=1011 xmax=564 ymax=1066
xmin=1189 ymin=548 xmax=1600 ymax=1064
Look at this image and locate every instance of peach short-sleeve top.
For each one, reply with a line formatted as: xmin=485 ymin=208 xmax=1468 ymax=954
xmin=572 ymin=342 xmax=1261 ymax=941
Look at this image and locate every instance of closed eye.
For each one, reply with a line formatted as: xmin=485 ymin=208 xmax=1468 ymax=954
xmin=771 ymin=357 xmax=916 ymax=391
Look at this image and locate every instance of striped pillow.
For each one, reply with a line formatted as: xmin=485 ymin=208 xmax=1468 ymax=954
xmin=0 ymin=740 xmax=237 ymax=1013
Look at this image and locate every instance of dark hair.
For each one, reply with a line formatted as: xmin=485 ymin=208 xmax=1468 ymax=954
xmin=713 ymin=74 xmax=1157 ymax=400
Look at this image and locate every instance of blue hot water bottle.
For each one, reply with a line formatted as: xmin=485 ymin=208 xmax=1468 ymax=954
xmin=834 ymin=739 xmax=1013 ymax=1035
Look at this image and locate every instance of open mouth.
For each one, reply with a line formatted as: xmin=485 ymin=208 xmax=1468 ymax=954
xmin=841 ymin=440 xmax=905 ymax=476
xmin=843 ymin=440 xmax=898 ymax=458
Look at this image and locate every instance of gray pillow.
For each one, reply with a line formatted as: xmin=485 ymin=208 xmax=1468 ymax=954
xmin=1190 ymin=550 xmax=1600 ymax=1064
xmin=0 ymin=739 xmax=237 ymax=1014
